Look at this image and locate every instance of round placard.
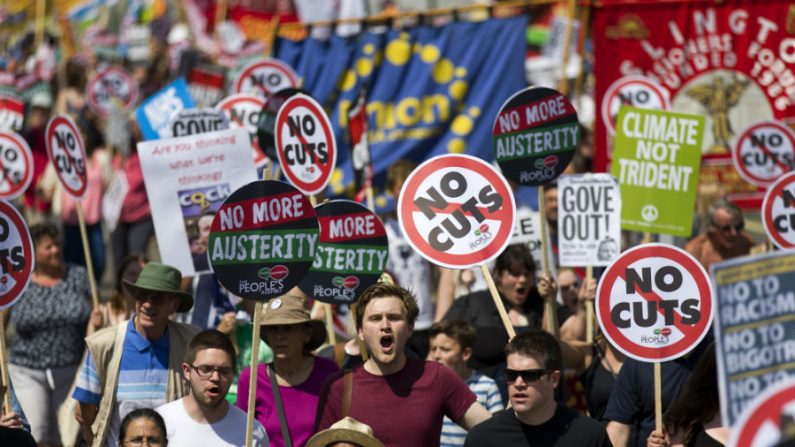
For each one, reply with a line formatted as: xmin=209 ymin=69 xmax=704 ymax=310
xmin=234 ymin=58 xmax=299 ymax=97
xmin=397 ymin=154 xmax=516 ymax=269
xmin=762 ymin=171 xmax=795 ymax=249
xmin=492 ymin=86 xmax=580 ymax=186
xmin=86 ymin=67 xmax=139 ymax=116
xmin=601 ymin=75 xmax=670 ymax=135
xmin=732 ymin=120 xmax=795 ymax=188
xmin=595 ymin=243 xmax=714 ymax=363
xmin=257 ymin=88 xmax=304 ymax=161
xmin=297 ymin=200 xmax=388 ymax=304
xmin=45 ymin=114 xmax=88 ymax=199
xmin=0 ymin=200 xmax=34 ymax=310
xmin=216 ymin=94 xmax=267 ymax=166
xmin=0 ymin=131 xmax=34 ymax=200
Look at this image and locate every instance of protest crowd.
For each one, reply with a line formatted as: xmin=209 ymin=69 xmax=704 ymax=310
xmin=0 ymin=0 xmax=794 ymax=446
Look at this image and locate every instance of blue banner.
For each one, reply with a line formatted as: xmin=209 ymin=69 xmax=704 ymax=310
xmin=274 ymin=16 xmax=528 ymax=198
xmin=135 ymin=77 xmax=195 ymax=141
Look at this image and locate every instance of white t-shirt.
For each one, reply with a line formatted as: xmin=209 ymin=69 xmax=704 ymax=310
xmin=156 ymin=398 xmax=269 ymax=446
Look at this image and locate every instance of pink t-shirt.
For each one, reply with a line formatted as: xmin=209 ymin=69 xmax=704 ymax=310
xmin=61 ymin=149 xmax=108 ymax=225
xmin=114 ymin=151 xmax=151 ymax=223
xmin=237 ymin=356 xmax=339 ymax=447
xmin=316 ymin=357 xmax=477 ymax=447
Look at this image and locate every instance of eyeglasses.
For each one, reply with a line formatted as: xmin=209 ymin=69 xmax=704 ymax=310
xmin=713 ymin=222 xmax=744 ymax=233
xmin=559 ymin=283 xmax=579 ymax=293
xmin=190 ymin=364 xmax=234 ymax=380
xmin=505 ymin=368 xmax=549 ymax=383
xmin=124 ymin=436 xmax=165 ymax=446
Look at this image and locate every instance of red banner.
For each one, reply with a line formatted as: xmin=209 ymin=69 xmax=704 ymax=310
xmin=593 ymin=0 xmax=795 ymax=208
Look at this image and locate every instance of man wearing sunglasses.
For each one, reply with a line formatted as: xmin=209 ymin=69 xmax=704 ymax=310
xmin=684 ymin=199 xmax=754 ymax=271
xmin=156 ymin=330 xmax=268 ymax=446
xmin=465 ymin=331 xmax=611 ymax=446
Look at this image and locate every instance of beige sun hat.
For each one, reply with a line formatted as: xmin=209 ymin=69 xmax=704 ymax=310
xmin=260 ymin=295 xmax=327 ymax=351
xmin=306 ymin=417 xmax=384 ymax=447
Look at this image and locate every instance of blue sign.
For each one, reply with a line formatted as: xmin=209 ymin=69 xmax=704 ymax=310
xmin=135 ymin=78 xmax=195 ymax=141
xmin=274 ymin=16 xmax=528 ymax=198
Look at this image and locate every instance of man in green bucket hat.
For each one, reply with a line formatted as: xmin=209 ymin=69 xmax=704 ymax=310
xmin=72 ymin=262 xmax=200 ymax=447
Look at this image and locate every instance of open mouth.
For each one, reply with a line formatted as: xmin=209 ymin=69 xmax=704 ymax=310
xmin=379 ymin=335 xmax=394 ymax=352
xmin=207 ymin=386 xmax=221 ymax=397
xmin=516 ymin=286 xmax=526 ymax=296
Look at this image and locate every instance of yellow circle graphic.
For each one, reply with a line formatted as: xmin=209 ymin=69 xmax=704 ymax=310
xmin=356 ymin=58 xmax=373 ymax=77
xmin=447 ymin=138 xmax=466 ymax=153
xmin=469 ymin=106 xmax=481 ymax=118
xmin=331 ymin=168 xmax=346 ymax=194
xmin=363 ymin=43 xmax=375 ymax=55
xmin=451 ymin=115 xmax=474 ymax=135
xmin=455 ymin=67 xmax=468 ymax=78
xmin=421 ymin=45 xmax=440 ymax=63
xmin=341 ymin=69 xmax=357 ymax=92
xmin=386 ymin=39 xmax=411 ymax=66
xmin=376 ymin=196 xmax=387 ymax=208
xmin=449 ymin=80 xmax=469 ymax=101
xmin=433 ymin=59 xmax=454 ymax=84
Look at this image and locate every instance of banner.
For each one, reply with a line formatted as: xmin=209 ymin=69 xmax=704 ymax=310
xmin=612 ymin=107 xmax=703 ymax=236
xmin=274 ymin=15 xmax=528 ymax=196
xmin=137 ymin=128 xmax=258 ymax=275
xmin=712 ymin=250 xmax=795 ymax=426
xmin=593 ymin=0 xmax=795 ymax=208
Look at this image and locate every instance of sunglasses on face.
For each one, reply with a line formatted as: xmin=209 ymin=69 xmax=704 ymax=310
xmin=713 ymin=222 xmax=744 ymax=233
xmin=559 ymin=283 xmax=579 ymax=293
xmin=505 ymin=368 xmax=549 ymax=383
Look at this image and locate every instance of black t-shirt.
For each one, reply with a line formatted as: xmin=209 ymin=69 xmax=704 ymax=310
xmin=0 ymin=427 xmax=36 ymax=447
xmin=465 ymin=405 xmax=612 ymax=447
xmin=580 ymin=343 xmax=617 ymax=422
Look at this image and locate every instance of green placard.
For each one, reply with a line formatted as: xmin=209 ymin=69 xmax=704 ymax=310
xmin=611 ymin=106 xmax=704 ymax=237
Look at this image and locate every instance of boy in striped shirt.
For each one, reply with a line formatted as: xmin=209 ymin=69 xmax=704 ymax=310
xmin=428 ymin=321 xmax=503 ymax=447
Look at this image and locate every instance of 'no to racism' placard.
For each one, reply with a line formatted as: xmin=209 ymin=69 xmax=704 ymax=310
xmin=612 ymin=106 xmax=704 ymax=237
xmin=209 ymin=180 xmax=319 ymax=301
xmin=45 ymin=114 xmax=88 ymax=199
xmin=557 ymin=174 xmax=622 ymax=267
xmin=492 ymin=87 xmax=579 ymax=186
xmin=298 ymin=200 xmax=388 ymax=304
xmin=763 ymin=172 xmax=795 ymax=249
xmin=0 ymin=200 xmax=33 ymax=310
xmin=712 ymin=250 xmax=795 ymax=426
xmin=0 ymin=131 xmax=34 ymax=200
xmin=398 ymin=154 xmax=516 ymax=269
xmin=596 ymin=243 xmax=713 ymax=363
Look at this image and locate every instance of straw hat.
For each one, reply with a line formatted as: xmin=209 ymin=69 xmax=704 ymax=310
xmin=306 ymin=417 xmax=384 ymax=447
xmin=260 ymin=295 xmax=326 ymax=351
xmin=122 ymin=262 xmax=193 ymax=312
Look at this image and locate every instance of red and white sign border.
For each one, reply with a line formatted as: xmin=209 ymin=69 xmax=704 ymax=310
xmin=0 ymin=200 xmax=34 ymax=310
xmin=729 ymin=376 xmax=795 ymax=447
xmin=601 ymin=75 xmax=671 ymax=135
xmin=275 ymin=93 xmax=337 ymax=196
xmin=732 ymin=120 xmax=795 ymax=188
xmin=86 ymin=66 xmax=139 ymax=116
xmin=595 ymin=243 xmax=714 ymax=363
xmin=0 ymin=131 xmax=34 ymax=200
xmin=397 ymin=154 xmax=516 ymax=269
xmin=762 ymin=171 xmax=795 ymax=249
xmin=233 ymin=58 xmax=299 ymax=96
xmin=45 ymin=114 xmax=88 ymax=199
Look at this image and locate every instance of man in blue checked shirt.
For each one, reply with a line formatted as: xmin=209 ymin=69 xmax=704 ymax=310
xmin=72 ymin=262 xmax=199 ymax=447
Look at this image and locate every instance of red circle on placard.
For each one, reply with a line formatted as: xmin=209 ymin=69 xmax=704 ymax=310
xmin=397 ymin=154 xmax=516 ymax=269
xmin=233 ymin=59 xmax=298 ymax=96
xmin=216 ymin=94 xmax=267 ymax=166
xmin=732 ymin=121 xmax=795 ymax=188
xmin=45 ymin=114 xmax=88 ymax=199
xmin=274 ymin=94 xmax=337 ymax=195
xmin=730 ymin=378 xmax=795 ymax=447
xmin=601 ymin=75 xmax=671 ymax=135
xmin=86 ymin=67 xmax=139 ymax=116
xmin=595 ymin=243 xmax=713 ymax=362
xmin=0 ymin=131 xmax=33 ymax=200
xmin=762 ymin=171 xmax=795 ymax=249
xmin=0 ymin=200 xmax=34 ymax=310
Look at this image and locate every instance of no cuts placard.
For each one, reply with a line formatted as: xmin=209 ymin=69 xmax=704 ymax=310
xmin=298 ymin=200 xmax=388 ymax=305
xmin=45 ymin=114 xmax=88 ymax=199
xmin=492 ymin=86 xmax=579 ymax=186
xmin=398 ymin=154 xmax=515 ymax=269
xmin=0 ymin=200 xmax=33 ymax=310
xmin=209 ymin=180 xmax=319 ymax=301
xmin=763 ymin=172 xmax=795 ymax=249
xmin=732 ymin=120 xmax=795 ymax=188
xmin=275 ymin=94 xmax=337 ymax=195
xmin=86 ymin=67 xmax=139 ymax=117
xmin=233 ymin=58 xmax=298 ymax=97
xmin=600 ymin=75 xmax=670 ymax=136
xmin=729 ymin=377 xmax=795 ymax=447
xmin=596 ymin=243 xmax=713 ymax=362
xmin=0 ymin=131 xmax=33 ymax=200
xmin=257 ymin=88 xmax=304 ymax=161
xmin=216 ymin=94 xmax=267 ymax=166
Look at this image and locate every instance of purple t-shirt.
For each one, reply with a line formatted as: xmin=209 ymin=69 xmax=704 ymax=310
xmin=316 ymin=357 xmax=477 ymax=447
xmin=236 ymin=356 xmax=339 ymax=447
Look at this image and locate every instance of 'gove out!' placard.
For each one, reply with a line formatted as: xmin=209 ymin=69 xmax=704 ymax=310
xmin=712 ymin=250 xmax=795 ymax=426
xmin=611 ymin=107 xmax=703 ymax=237
xmin=209 ymin=180 xmax=319 ymax=301
xmin=298 ymin=200 xmax=388 ymax=305
xmin=557 ymin=174 xmax=621 ymax=267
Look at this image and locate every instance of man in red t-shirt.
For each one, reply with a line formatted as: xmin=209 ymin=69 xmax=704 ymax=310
xmin=315 ymin=283 xmax=491 ymax=446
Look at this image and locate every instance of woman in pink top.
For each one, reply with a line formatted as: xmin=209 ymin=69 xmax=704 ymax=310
xmin=237 ymin=295 xmax=339 ymax=447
